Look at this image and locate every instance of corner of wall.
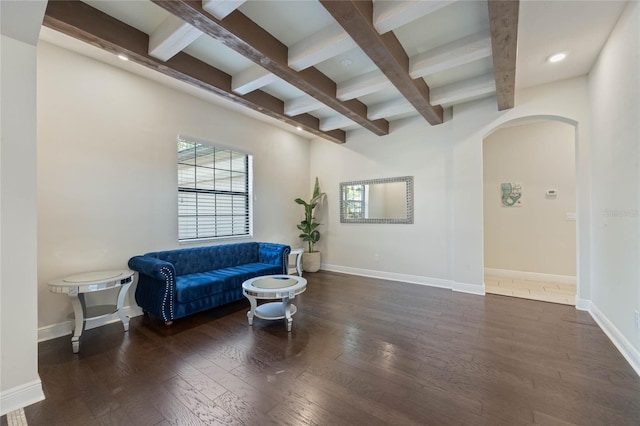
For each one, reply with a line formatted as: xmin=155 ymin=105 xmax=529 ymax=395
xmin=588 ymin=302 xmax=640 ymax=377
xmin=0 ymin=380 xmax=44 ymax=417
xmin=452 ymin=281 xmax=486 ymax=296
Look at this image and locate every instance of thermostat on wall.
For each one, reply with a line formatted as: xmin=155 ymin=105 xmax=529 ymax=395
xmin=546 ymin=189 xmax=558 ymax=197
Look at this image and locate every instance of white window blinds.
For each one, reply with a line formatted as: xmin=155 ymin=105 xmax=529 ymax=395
xmin=177 ymin=136 xmax=252 ymax=241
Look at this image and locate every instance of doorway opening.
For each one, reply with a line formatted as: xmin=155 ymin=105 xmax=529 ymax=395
xmin=482 ymin=119 xmax=577 ymax=305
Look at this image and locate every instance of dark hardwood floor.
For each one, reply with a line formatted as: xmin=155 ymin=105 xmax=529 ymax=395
xmin=7 ymin=271 xmax=640 ymax=425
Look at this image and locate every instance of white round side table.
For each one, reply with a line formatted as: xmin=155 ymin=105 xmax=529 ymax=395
xmin=48 ymin=269 xmax=134 ymax=353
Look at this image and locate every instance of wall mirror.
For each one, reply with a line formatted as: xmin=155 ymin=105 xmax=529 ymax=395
xmin=340 ymin=176 xmax=414 ymax=224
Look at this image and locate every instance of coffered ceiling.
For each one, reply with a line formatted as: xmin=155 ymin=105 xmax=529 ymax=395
xmin=40 ymin=1 xmax=627 ymax=144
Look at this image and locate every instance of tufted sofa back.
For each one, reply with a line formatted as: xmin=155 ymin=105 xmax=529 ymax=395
xmin=145 ymin=242 xmax=260 ymax=276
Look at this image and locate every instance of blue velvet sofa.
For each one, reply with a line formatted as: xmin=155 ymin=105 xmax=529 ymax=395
xmin=128 ymin=242 xmax=290 ymax=324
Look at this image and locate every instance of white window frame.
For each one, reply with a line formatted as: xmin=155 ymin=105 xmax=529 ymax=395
xmin=177 ymin=135 xmax=253 ymax=242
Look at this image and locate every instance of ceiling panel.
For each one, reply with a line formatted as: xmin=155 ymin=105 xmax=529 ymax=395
xmin=426 ymin=56 xmax=494 ymax=88
xmin=309 ymin=106 xmax=341 ymax=120
xmin=315 ymin=47 xmax=380 ymax=84
xmin=393 ymin=0 xmax=490 ymax=56
xmin=358 ymin=87 xmax=405 ymax=107
xmin=183 ymin=34 xmax=253 ymax=75
xmin=239 ymin=0 xmax=335 ymax=46
xmin=82 ymin=0 xmax=167 ymax=35
xmin=259 ymin=79 xmax=307 ymax=102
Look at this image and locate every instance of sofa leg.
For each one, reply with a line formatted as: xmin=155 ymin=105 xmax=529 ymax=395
xmin=164 ymin=321 xmax=173 ymax=327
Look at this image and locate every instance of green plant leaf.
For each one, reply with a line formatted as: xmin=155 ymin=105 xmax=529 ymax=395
xmin=295 ymin=177 xmax=325 ymax=254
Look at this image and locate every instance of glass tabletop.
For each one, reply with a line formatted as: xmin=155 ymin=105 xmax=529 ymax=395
xmin=252 ymin=277 xmax=298 ymax=289
xmin=63 ymin=270 xmax=125 ymax=283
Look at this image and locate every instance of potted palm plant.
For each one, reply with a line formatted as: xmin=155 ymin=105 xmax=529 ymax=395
xmin=294 ymin=177 xmax=326 ymax=272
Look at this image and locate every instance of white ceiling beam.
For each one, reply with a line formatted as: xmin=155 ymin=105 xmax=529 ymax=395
xmin=232 ymin=64 xmax=278 ymax=95
xmin=288 ymin=22 xmax=357 ymax=71
xmin=430 ymin=73 xmax=496 ymax=106
xmin=367 ymin=98 xmax=414 ymax=120
xmin=320 ymin=114 xmax=357 ymax=131
xmin=373 ymin=0 xmax=457 ymax=34
xmin=284 ymin=96 xmax=324 ymax=116
xmin=409 ymin=30 xmax=492 ymax=79
xmin=202 ymin=0 xmax=246 ymax=20
xmin=337 ymin=70 xmax=392 ymax=101
xmin=148 ymin=15 xmax=203 ymax=61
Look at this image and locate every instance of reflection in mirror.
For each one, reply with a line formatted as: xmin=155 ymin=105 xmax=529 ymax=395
xmin=340 ymin=176 xmax=414 ymax=224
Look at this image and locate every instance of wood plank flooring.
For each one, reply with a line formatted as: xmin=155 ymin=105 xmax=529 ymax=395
xmin=5 ymin=271 xmax=640 ymax=425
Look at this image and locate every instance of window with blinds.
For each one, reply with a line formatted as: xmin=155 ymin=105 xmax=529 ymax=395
xmin=343 ymin=184 xmax=367 ymax=219
xmin=177 ymin=137 xmax=252 ymax=241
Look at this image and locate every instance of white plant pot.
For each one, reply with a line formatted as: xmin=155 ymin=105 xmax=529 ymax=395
xmin=302 ymin=251 xmax=321 ymax=273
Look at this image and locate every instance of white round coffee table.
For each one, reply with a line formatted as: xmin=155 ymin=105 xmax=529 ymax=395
xmin=242 ymin=274 xmax=307 ymax=331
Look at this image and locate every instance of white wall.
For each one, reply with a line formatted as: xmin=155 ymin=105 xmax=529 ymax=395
xmin=311 ymin=116 xmax=454 ymax=286
xmin=36 ymin=41 xmax=310 ymax=330
xmin=483 ymin=120 xmax=576 ymax=276
xmin=0 ymin=1 xmax=47 ymax=414
xmin=312 ymin=76 xmax=591 ymax=296
xmin=588 ymin=1 xmax=640 ymax=356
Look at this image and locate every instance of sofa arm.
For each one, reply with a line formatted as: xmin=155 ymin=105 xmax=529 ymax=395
xmin=258 ymin=243 xmax=291 ymax=274
xmin=128 ymin=255 xmax=176 ymax=323
xmin=128 ymin=256 xmax=175 ymax=281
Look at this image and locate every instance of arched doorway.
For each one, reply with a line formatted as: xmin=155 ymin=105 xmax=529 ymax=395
xmin=482 ymin=116 xmax=578 ymax=305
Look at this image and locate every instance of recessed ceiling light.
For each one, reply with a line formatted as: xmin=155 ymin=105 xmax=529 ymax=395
xmin=296 ymin=126 xmax=302 ymax=131
xmin=547 ymin=52 xmax=567 ymax=63
xmin=340 ymin=58 xmax=353 ymax=67
xmin=117 ymin=54 xmax=129 ymax=61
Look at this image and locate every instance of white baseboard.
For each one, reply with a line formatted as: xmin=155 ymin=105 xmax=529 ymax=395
xmin=484 ymin=268 xmax=576 ymax=285
xmin=452 ymin=281 xmax=486 ymax=295
xmin=320 ymin=264 xmax=453 ymax=289
xmin=588 ymin=302 xmax=640 ymax=377
xmin=320 ymin=264 xmax=487 ymax=296
xmin=38 ymin=305 xmax=144 ymax=342
xmin=0 ymin=379 xmax=44 ymax=416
